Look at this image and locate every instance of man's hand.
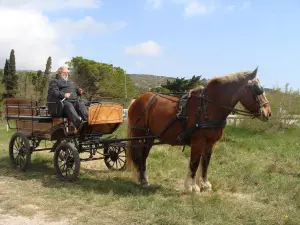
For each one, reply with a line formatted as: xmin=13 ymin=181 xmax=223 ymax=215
xmin=64 ymin=93 xmax=71 ymax=98
xmin=77 ymin=88 xmax=84 ymax=96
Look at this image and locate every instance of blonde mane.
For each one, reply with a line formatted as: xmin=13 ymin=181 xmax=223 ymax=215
xmin=207 ymin=70 xmax=255 ymax=86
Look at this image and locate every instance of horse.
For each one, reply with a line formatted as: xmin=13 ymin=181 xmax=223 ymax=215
xmin=125 ymin=67 xmax=272 ymax=194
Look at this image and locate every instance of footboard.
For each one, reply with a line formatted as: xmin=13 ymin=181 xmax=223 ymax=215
xmin=87 ymin=103 xmax=124 ymax=134
xmin=88 ymin=103 xmax=123 ymax=125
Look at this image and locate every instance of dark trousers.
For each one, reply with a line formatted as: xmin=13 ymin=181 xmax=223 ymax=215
xmin=63 ymin=100 xmax=88 ymax=128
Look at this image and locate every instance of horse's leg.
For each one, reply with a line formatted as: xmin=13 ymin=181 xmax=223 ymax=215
xmin=197 ymin=143 xmax=214 ymax=192
xmin=139 ymin=138 xmax=154 ymax=186
xmin=127 ymin=128 xmax=154 ymax=186
xmin=184 ymin=139 xmax=206 ymax=193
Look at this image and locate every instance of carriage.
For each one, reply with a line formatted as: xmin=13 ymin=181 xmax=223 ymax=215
xmin=3 ymin=68 xmax=272 ymax=194
xmin=4 ymin=98 xmax=128 ymax=181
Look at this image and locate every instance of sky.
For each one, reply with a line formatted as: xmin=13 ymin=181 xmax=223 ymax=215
xmin=0 ymin=0 xmax=299 ymax=90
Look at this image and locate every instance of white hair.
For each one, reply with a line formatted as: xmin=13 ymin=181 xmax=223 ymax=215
xmin=57 ymin=66 xmax=69 ymax=75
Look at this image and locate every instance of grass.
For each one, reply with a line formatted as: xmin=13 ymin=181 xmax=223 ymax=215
xmin=0 ymin=121 xmax=300 ymax=224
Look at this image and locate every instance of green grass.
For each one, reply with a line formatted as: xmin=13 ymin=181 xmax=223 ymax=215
xmin=0 ymin=122 xmax=299 ymax=224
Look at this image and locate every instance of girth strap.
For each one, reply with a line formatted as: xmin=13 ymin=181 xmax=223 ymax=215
xmin=176 ymin=120 xmax=227 ymax=143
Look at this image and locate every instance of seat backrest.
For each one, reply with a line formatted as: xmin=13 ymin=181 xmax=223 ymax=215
xmin=47 ymin=100 xmax=64 ymax=118
xmin=4 ymin=98 xmax=38 ymax=117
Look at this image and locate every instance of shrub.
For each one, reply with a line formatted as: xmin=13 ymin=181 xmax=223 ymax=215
xmin=238 ymin=84 xmax=300 ymax=132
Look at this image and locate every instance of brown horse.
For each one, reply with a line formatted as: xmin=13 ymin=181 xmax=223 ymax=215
xmin=126 ymin=68 xmax=272 ymax=194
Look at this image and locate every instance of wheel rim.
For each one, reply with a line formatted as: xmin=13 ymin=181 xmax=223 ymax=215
xmin=12 ymin=136 xmax=28 ymax=169
xmin=105 ymin=145 xmax=126 ymax=170
xmin=57 ymin=147 xmax=77 ymax=179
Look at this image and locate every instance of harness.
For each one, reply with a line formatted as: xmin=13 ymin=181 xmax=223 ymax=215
xmin=130 ymin=80 xmax=268 ymax=150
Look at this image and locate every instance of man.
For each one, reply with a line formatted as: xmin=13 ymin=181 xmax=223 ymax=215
xmin=47 ymin=66 xmax=88 ymax=131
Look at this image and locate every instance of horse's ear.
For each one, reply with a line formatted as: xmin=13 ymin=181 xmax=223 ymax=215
xmin=248 ymin=66 xmax=258 ymax=80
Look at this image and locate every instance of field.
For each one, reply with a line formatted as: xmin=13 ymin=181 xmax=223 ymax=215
xmin=0 ymin=121 xmax=300 ymax=225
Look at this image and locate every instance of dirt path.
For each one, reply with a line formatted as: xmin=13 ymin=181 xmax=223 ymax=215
xmin=0 ymin=209 xmax=69 ymax=225
xmin=0 ymin=211 xmax=69 ymax=225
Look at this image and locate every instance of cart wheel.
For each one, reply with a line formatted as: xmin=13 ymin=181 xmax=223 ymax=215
xmin=54 ymin=142 xmax=80 ymax=182
xmin=103 ymin=143 xmax=126 ymax=171
xmin=51 ymin=140 xmax=63 ymax=152
xmin=9 ymin=132 xmax=31 ymax=171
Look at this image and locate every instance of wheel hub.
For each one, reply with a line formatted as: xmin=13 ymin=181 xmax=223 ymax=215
xmin=109 ymin=150 xmax=119 ymax=161
xmin=19 ymin=146 xmax=27 ymax=157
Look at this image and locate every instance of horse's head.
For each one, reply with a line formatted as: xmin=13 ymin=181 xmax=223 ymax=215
xmin=239 ymin=69 xmax=271 ymax=121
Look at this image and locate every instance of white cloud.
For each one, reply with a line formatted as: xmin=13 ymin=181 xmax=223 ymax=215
xmin=147 ymin=0 xmax=163 ymax=9
xmin=0 ymin=0 xmax=101 ymax=11
xmin=0 ymin=1 xmax=126 ymax=70
xmin=0 ymin=8 xmax=67 ymax=70
xmin=54 ymin=17 xmax=127 ymax=38
xmin=124 ymin=41 xmax=162 ymax=57
xmin=184 ymin=1 xmax=216 ymax=17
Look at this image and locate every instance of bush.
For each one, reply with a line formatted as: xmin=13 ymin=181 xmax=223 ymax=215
xmin=238 ymin=84 xmax=300 ymax=132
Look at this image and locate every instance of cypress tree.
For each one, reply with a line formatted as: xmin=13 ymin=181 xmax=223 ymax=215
xmin=2 ymin=59 xmax=9 ymax=85
xmin=7 ymin=49 xmax=17 ymax=97
xmin=38 ymin=56 xmax=52 ymax=104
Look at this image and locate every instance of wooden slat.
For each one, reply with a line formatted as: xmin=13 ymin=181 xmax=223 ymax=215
xmin=5 ymin=108 xmax=37 ymax=116
xmin=88 ymin=103 xmax=123 ymax=125
xmin=4 ymin=98 xmax=37 ymax=106
xmin=4 ymin=98 xmax=38 ymax=117
xmin=16 ymin=119 xmax=64 ymax=132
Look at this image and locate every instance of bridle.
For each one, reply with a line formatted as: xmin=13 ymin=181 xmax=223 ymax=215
xmin=190 ymin=79 xmax=270 ymax=118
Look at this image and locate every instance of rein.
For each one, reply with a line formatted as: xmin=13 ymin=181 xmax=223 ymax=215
xmin=191 ymin=93 xmax=262 ymax=118
xmin=189 ymin=81 xmax=270 ymax=118
xmin=128 ymin=81 xmax=270 ymax=149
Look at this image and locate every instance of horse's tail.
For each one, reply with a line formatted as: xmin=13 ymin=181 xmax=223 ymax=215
xmin=125 ymin=116 xmax=134 ymax=171
xmin=125 ymin=102 xmax=138 ymax=174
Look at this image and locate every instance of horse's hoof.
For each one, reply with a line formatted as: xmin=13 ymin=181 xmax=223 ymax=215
xmin=139 ymin=179 xmax=150 ymax=188
xmin=184 ymin=184 xmax=193 ymax=194
xmin=192 ymin=184 xmax=201 ymax=193
xmin=142 ymin=183 xmax=150 ymax=189
xmin=200 ymin=181 xmax=212 ymax=192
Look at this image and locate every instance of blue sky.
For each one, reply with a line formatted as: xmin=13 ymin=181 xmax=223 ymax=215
xmin=0 ymin=0 xmax=299 ymax=90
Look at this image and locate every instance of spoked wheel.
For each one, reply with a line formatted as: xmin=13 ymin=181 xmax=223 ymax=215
xmin=54 ymin=142 xmax=80 ymax=181
xmin=9 ymin=132 xmax=31 ymax=171
xmin=103 ymin=143 xmax=127 ymax=171
xmin=51 ymin=140 xmax=63 ymax=152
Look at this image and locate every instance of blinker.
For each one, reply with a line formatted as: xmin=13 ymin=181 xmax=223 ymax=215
xmin=252 ymin=82 xmax=264 ymax=96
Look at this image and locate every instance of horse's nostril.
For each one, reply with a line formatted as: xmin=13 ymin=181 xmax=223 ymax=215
xmin=269 ymin=112 xmax=272 ymax=117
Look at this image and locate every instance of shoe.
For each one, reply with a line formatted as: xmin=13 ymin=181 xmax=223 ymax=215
xmin=78 ymin=120 xmax=87 ymax=131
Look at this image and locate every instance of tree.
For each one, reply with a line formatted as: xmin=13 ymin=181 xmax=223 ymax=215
xmin=67 ymin=56 xmax=137 ymax=103
xmin=2 ymin=59 xmax=9 ymax=87
xmin=16 ymin=71 xmax=37 ymax=100
xmin=2 ymin=50 xmax=18 ymax=97
xmin=0 ymin=69 xmax=5 ymax=115
xmin=44 ymin=57 xmax=52 ymax=76
xmin=161 ymin=75 xmax=206 ymax=93
xmin=8 ymin=49 xmax=16 ymax=78
xmin=38 ymin=56 xmax=52 ymax=104
xmin=7 ymin=49 xmax=17 ymax=97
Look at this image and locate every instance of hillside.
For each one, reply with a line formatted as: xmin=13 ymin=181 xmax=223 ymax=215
xmin=127 ymin=73 xmax=210 ymax=92
xmin=127 ymin=74 xmax=176 ymax=91
xmin=127 ymin=74 xmax=276 ymax=93
xmin=13 ymin=70 xmax=272 ymax=93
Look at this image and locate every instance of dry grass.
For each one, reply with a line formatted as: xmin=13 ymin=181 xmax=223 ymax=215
xmin=0 ymin=123 xmax=299 ymax=224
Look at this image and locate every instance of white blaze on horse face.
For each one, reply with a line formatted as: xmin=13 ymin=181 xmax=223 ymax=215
xmin=258 ymin=92 xmax=271 ymax=120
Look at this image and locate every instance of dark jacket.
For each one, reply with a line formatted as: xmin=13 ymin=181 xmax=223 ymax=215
xmin=47 ymin=75 xmax=79 ymax=116
xmin=47 ymin=75 xmax=79 ymax=102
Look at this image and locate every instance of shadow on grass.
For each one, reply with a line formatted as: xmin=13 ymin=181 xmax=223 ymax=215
xmin=0 ymin=156 xmax=178 ymax=197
